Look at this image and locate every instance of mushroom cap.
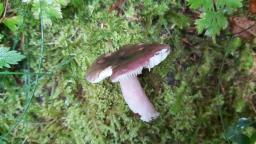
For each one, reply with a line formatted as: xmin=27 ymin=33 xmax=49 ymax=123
xmin=86 ymin=43 xmax=171 ymax=83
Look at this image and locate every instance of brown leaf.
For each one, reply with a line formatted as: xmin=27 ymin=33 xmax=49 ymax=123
xmin=181 ymin=37 xmax=192 ymax=46
xmin=250 ymin=0 xmax=256 ymax=13
xmin=108 ymin=0 xmax=127 ymax=13
xmin=230 ymin=17 xmax=256 ymax=39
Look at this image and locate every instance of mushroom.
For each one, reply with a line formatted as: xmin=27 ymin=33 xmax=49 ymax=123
xmin=86 ymin=43 xmax=171 ymax=122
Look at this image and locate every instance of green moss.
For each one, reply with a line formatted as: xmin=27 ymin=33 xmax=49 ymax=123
xmin=1 ymin=0 xmax=255 ymax=143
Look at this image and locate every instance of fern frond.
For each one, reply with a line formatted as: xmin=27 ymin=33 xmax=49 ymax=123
xmin=0 ymin=47 xmax=25 ymax=68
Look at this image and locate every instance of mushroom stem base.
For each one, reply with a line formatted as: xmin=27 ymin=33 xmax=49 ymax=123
xmin=119 ymin=77 xmax=159 ymax=122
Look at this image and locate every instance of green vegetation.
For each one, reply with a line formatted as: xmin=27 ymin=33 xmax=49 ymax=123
xmin=187 ymin=0 xmax=242 ymax=38
xmin=0 ymin=0 xmax=255 ymax=143
xmin=0 ymin=47 xmax=25 ymax=68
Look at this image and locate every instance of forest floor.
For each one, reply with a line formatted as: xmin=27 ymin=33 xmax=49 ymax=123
xmin=0 ymin=0 xmax=256 ymax=143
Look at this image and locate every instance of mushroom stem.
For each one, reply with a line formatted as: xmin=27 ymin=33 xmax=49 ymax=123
xmin=119 ymin=76 xmax=159 ymax=122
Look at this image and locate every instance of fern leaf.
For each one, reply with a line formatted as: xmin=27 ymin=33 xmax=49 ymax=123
xmin=0 ymin=47 xmax=25 ymax=68
xmin=29 ymin=1 xmax=64 ymax=26
xmin=195 ymin=11 xmax=228 ymax=37
xmin=187 ymin=0 xmax=204 ymax=9
xmin=187 ymin=0 xmax=213 ymax=10
xmin=216 ymin=0 xmax=242 ymax=12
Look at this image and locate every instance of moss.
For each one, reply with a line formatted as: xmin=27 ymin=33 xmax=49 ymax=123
xmin=1 ymin=0 xmax=256 ymax=143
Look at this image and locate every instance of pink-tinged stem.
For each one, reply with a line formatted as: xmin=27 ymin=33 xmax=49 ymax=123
xmin=119 ymin=76 xmax=159 ymax=122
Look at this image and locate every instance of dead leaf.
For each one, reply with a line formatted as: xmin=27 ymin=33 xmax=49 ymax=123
xmin=108 ymin=0 xmax=127 ymax=13
xmin=181 ymin=37 xmax=192 ymax=46
xmin=230 ymin=16 xmax=256 ymax=39
xmin=250 ymin=0 xmax=256 ymax=13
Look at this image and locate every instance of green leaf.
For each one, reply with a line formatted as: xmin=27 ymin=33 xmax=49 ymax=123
xmin=0 ymin=2 xmax=4 ymax=16
xmin=3 ymin=16 xmax=21 ymax=32
xmin=195 ymin=11 xmax=228 ymax=37
xmin=226 ymin=0 xmax=243 ymax=9
xmin=188 ymin=0 xmax=242 ymax=38
xmin=216 ymin=0 xmax=242 ymax=12
xmin=187 ymin=0 xmax=213 ymax=10
xmin=187 ymin=0 xmax=204 ymax=9
xmin=0 ymin=47 xmax=25 ymax=69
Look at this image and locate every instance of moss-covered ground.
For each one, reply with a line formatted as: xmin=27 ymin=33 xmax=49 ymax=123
xmin=0 ymin=0 xmax=256 ymax=143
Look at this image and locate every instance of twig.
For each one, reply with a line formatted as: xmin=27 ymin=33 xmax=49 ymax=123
xmin=212 ymin=0 xmax=217 ymax=12
xmin=234 ymin=22 xmax=256 ymax=37
xmin=0 ymin=0 xmax=9 ymax=23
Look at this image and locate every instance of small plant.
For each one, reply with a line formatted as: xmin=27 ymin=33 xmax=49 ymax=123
xmin=187 ymin=0 xmax=242 ymax=39
xmin=22 ymin=0 xmax=69 ymax=26
xmin=0 ymin=2 xmax=21 ymax=32
xmin=0 ymin=47 xmax=25 ymax=68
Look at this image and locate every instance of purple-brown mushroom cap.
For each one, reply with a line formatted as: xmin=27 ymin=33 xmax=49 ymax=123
xmin=86 ymin=43 xmax=171 ymax=83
